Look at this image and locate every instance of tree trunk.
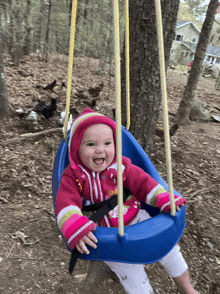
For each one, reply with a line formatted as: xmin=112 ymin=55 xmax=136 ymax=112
xmin=7 ymin=0 xmax=15 ymax=60
xmin=121 ymin=0 xmax=180 ymax=155
xmin=69 ymin=0 xmax=73 ymax=28
xmin=33 ymin=0 xmax=45 ymax=53
xmin=23 ymin=0 xmax=32 ymax=56
xmin=11 ymin=0 xmax=24 ymax=66
xmin=175 ymin=0 xmax=219 ymax=125
xmin=43 ymin=0 xmax=52 ymax=62
xmin=0 ymin=2 xmax=8 ymax=52
xmin=0 ymin=32 xmax=10 ymax=119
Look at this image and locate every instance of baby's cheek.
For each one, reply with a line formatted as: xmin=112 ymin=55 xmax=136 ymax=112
xmin=108 ymin=151 xmax=115 ymax=161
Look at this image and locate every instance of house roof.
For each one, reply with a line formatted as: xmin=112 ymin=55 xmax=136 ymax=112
xmin=176 ymin=20 xmax=201 ymax=34
xmin=183 ymin=42 xmax=197 ymax=51
xmin=179 ymin=42 xmax=195 ymax=52
xmin=183 ymin=42 xmax=220 ymax=57
xmin=176 ymin=21 xmax=190 ymax=27
xmin=206 ymin=46 xmax=220 ymax=57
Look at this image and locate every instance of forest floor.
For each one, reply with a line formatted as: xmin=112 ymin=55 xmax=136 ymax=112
xmin=0 ymin=54 xmax=220 ymax=294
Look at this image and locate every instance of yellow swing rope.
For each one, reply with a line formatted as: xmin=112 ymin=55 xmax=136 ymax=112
xmin=154 ymin=0 xmax=176 ymax=216
xmin=125 ymin=0 xmax=130 ymax=131
xmin=113 ymin=0 xmax=124 ymax=236
xmin=63 ymin=0 xmax=128 ymax=235
xmin=64 ymin=0 xmax=78 ymax=142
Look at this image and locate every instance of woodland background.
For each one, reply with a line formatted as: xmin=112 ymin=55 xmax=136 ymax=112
xmin=0 ymin=1 xmax=220 ymax=294
xmin=1 ymin=0 xmax=220 ymax=152
xmin=0 ymin=0 xmax=125 ymax=67
xmin=1 ymin=0 xmax=220 ymax=69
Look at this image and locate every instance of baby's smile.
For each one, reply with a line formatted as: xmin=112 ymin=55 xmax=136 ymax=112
xmin=93 ymin=158 xmax=105 ymax=166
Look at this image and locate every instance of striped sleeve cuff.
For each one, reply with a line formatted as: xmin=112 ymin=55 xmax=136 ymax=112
xmin=146 ymin=184 xmax=167 ymax=207
xmin=57 ymin=205 xmax=83 ymax=230
xmin=57 ymin=207 xmax=97 ymax=250
xmin=68 ymin=220 xmax=97 ymax=250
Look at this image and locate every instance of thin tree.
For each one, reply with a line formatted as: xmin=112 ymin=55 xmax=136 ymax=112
xmin=0 ymin=32 xmax=10 ymax=119
xmin=43 ymin=0 xmax=52 ymax=61
xmin=175 ymin=0 xmax=219 ymax=125
xmin=33 ymin=0 xmax=45 ymax=53
xmin=23 ymin=0 xmax=32 ymax=56
xmin=68 ymin=0 xmax=72 ymax=28
xmin=121 ymin=0 xmax=180 ymax=155
xmin=11 ymin=0 xmax=24 ymax=66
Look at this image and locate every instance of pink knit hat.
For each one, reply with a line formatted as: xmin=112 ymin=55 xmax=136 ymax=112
xmin=68 ymin=108 xmax=117 ymax=169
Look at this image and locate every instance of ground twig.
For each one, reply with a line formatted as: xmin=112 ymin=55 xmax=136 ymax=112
xmin=5 ymin=243 xmax=16 ymax=258
xmin=0 ymin=196 xmax=8 ymax=203
xmin=2 ymin=128 xmax=62 ymax=146
xmin=186 ymin=184 xmax=220 ymax=202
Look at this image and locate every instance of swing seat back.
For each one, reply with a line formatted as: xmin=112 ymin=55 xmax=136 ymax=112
xmin=52 ymin=126 xmax=186 ymax=264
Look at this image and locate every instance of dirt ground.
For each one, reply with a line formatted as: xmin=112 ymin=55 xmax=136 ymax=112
xmin=0 ymin=55 xmax=220 ymax=294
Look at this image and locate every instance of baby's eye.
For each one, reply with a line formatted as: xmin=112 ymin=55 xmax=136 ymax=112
xmin=86 ymin=142 xmax=95 ymax=147
xmin=105 ymin=141 xmax=112 ymax=146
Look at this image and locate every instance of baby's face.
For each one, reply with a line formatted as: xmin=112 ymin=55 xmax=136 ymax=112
xmin=79 ymin=124 xmax=115 ymax=172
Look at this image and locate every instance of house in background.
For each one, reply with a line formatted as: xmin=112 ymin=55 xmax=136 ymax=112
xmin=171 ymin=20 xmax=220 ymax=66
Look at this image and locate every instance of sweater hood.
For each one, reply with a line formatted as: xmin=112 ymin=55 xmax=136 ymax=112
xmin=68 ymin=108 xmax=117 ymax=170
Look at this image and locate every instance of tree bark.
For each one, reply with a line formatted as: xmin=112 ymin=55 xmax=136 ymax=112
xmin=175 ymin=0 xmax=219 ymax=125
xmin=23 ymin=0 xmax=32 ymax=56
xmin=121 ymin=0 xmax=180 ymax=155
xmin=69 ymin=0 xmax=73 ymax=28
xmin=0 ymin=32 xmax=10 ymax=118
xmin=11 ymin=0 xmax=24 ymax=66
xmin=43 ymin=0 xmax=52 ymax=62
xmin=33 ymin=0 xmax=45 ymax=53
xmin=6 ymin=0 xmax=15 ymax=60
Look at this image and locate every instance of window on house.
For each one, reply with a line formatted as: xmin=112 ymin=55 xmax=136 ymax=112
xmin=207 ymin=56 xmax=211 ymax=62
xmin=216 ymin=58 xmax=220 ymax=64
xmin=189 ymin=52 xmax=195 ymax=59
xmin=180 ymin=51 xmax=190 ymax=58
xmin=192 ymin=37 xmax=197 ymax=43
xmin=175 ymin=34 xmax=183 ymax=42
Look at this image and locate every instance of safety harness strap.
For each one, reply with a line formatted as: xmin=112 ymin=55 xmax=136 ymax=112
xmin=82 ymin=187 xmax=130 ymax=212
xmin=69 ymin=187 xmax=131 ymax=274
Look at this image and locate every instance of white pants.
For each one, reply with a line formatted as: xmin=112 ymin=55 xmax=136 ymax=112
xmin=105 ymin=210 xmax=188 ymax=294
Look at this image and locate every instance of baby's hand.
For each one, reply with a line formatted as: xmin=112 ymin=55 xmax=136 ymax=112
xmin=75 ymin=231 xmax=98 ymax=255
xmin=176 ymin=203 xmax=185 ymax=211
xmin=156 ymin=193 xmax=187 ymax=213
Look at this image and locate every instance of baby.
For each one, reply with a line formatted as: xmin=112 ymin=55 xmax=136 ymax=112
xmin=56 ymin=108 xmax=200 ymax=294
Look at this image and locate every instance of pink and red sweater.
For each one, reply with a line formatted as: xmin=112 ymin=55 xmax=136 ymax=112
xmin=55 ymin=156 xmax=173 ymax=250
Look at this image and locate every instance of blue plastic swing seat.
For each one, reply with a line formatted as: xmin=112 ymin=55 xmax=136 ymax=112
xmin=52 ymin=126 xmax=186 ymax=264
